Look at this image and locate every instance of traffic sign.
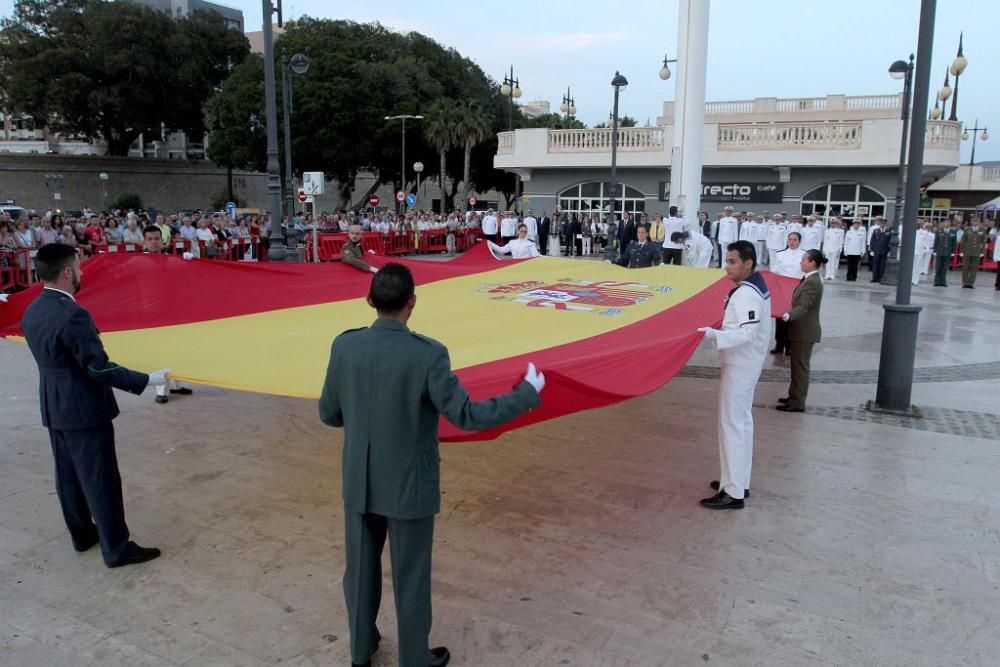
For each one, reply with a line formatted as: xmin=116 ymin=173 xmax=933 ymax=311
xmin=468 ymin=196 xmax=477 ymax=206
xmin=395 ymin=190 xmax=406 ymax=203
xmin=298 ymin=190 xmax=307 ymax=203
xmin=369 ymin=194 xmax=380 ymax=207
xmin=302 ymin=171 xmax=325 ymax=195
xmin=225 ymin=201 xmax=236 ymax=216
xmin=406 ymin=193 xmax=416 ymax=207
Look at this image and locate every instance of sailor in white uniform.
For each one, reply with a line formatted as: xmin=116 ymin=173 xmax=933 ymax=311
xmin=822 ymin=219 xmax=845 ymax=280
xmin=488 ymin=223 xmax=541 ymax=259
xmin=696 ymin=240 xmax=771 ymax=510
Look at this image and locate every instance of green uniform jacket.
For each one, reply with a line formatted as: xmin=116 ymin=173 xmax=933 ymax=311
xmin=960 ymin=228 xmax=987 ymax=256
xmin=934 ymin=228 xmax=957 ymax=257
xmin=787 ymin=272 xmax=823 ymax=343
xmin=341 ymin=239 xmax=373 ymax=272
xmin=319 ymin=318 xmax=540 ymax=519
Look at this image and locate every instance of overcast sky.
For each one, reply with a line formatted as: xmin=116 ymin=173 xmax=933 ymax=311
xmin=2 ymin=0 xmax=996 ymax=162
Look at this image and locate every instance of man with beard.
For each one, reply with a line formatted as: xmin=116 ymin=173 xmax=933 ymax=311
xmin=20 ymin=244 xmax=170 ymax=567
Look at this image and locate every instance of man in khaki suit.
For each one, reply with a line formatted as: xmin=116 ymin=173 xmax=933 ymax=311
xmin=777 ymin=249 xmax=825 ymax=413
xmin=960 ymin=218 xmax=988 ymax=288
xmin=320 ymin=264 xmax=545 ymax=667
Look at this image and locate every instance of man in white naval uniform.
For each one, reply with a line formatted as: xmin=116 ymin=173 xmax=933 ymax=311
xmin=822 ymin=219 xmax=845 ymax=280
xmin=672 ymin=230 xmax=713 ymax=268
xmin=801 ymin=216 xmax=823 ymax=251
xmin=770 ymin=232 xmax=805 ymax=355
xmin=481 ymin=210 xmax=499 ymax=242
xmin=716 ymin=206 xmax=739 ymax=267
xmin=765 ymin=214 xmax=787 ymax=265
xmin=522 ymin=209 xmax=538 ymax=245
xmin=499 ymin=211 xmax=518 ymax=244
xmin=754 ymin=215 xmax=768 ymax=267
xmin=697 ymin=240 xmax=771 ymax=510
xmin=912 ymin=221 xmax=935 ymax=285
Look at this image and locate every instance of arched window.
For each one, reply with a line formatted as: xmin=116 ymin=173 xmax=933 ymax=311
xmin=557 ymin=182 xmax=646 ymax=219
xmin=800 ymin=182 xmax=886 ymax=224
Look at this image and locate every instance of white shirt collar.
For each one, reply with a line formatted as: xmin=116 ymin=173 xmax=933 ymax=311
xmin=803 ymin=270 xmax=819 ymax=279
xmin=44 ymin=286 xmax=76 ymax=302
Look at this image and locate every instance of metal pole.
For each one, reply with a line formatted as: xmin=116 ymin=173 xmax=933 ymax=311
xmin=881 ymin=56 xmax=914 ymax=285
xmin=970 ymin=119 xmax=978 ymax=165
xmin=401 ymin=117 xmax=406 ymax=215
xmin=609 ymin=85 xmax=621 ymax=224
xmin=873 ymin=0 xmax=935 ymax=414
xmin=263 ymin=0 xmax=285 ymax=262
xmin=281 ymin=49 xmax=297 ymax=260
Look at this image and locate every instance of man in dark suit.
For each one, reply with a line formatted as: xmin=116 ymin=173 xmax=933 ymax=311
xmin=20 ymin=243 xmax=169 ymax=567
xmin=320 ymin=264 xmax=544 ymax=667
xmin=869 ymin=219 xmax=891 ymax=282
xmin=617 ymin=212 xmax=637 ymax=260
xmin=537 ymin=210 xmax=551 ymax=256
xmin=777 ymin=249 xmax=825 ymax=412
xmin=614 ymin=224 xmax=662 ymax=268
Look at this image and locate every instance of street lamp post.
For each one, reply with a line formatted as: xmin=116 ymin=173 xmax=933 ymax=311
xmin=98 ymin=172 xmax=109 ymax=212
xmin=947 ymin=33 xmax=967 ymax=122
xmin=280 ymin=51 xmax=309 ymax=227
xmin=880 ymin=55 xmax=914 ymax=286
xmin=500 ymin=66 xmax=522 ymax=212
xmin=384 ymin=114 xmax=423 ymax=215
xmin=413 ymin=161 xmax=424 ymax=209
xmin=658 ymin=53 xmax=677 ymax=81
xmin=559 ymin=87 xmax=576 ymax=125
xmin=961 ymin=120 xmax=989 ymax=166
xmin=608 ymin=71 xmax=628 ymax=226
xmin=262 ymin=0 xmax=285 ymax=262
xmin=872 ymin=0 xmax=937 ymax=415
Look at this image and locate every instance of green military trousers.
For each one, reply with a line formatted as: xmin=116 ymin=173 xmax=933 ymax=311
xmin=344 ymin=511 xmax=435 ymax=667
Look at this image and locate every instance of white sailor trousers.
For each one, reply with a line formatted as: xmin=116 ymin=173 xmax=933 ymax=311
xmin=718 ymin=364 xmax=760 ymax=499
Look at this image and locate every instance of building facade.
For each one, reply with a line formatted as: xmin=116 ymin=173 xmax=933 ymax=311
xmin=494 ymin=93 xmax=962 ymax=224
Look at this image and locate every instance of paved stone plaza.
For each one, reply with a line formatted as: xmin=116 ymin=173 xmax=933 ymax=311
xmin=0 ymin=265 xmax=998 ymax=666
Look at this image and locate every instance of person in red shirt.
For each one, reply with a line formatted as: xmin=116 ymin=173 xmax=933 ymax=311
xmin=83 ymin=216 xmax=106 ymax=248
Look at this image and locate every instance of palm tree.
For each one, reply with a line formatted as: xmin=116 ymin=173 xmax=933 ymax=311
xmin=424 ymin=100 xmax=458 ymax=211
xmin=453 ymin=101 xmax=490 ymax=211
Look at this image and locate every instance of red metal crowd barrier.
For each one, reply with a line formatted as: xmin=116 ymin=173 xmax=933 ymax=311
xmin=0 ymin=248 xmax=33 ymax=289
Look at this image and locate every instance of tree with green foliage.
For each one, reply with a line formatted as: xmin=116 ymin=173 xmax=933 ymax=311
xmin=205 ymin=18 xmax=517 ymax=210
xmin=204 ymin=54 xmax=267 ymax=173
xmin=594 ymin=115 xmax=638 ymax=129
xmin=0 ymin=0 xmax=249 ymax=155
xmin=522 ymin=112 xmax=587 ymax=130
xmin=453 ymin=101 xmax=490 ymax=211
xmin=423 ymin=99 xmax=460 ymax=212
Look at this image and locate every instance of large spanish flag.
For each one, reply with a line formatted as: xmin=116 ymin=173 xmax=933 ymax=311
xmin=0 ymin=244 xmax=795 ymax=441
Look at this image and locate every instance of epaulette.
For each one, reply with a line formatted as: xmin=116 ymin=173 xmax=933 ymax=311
xmin=409 ymin=331 xmax=441 ymax=349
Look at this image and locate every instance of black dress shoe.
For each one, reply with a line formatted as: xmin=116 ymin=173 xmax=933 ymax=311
xmin=962 ymin=285 xmax=974 ymax=289
xmin=429 ymin=647 xmax=450 ymax=667
xmin=108 ymin=542 xmax=161 ymax=568
xmin=769 ymin=347 xmax=783 ymax=354
xmin=775 ymin=404 xmax=804 ymax=412
xmin=169 ymin=387 xmax=193 ymax=395
xmin=155 ymin=395 xmax=168 ymax=404
xmin=699 ymin=491 xmax=744 ymax=510
xmin=777 ymin=397 xmax=790 ymax=404
xmin=709 ymin=480 xmax=749 ymax=497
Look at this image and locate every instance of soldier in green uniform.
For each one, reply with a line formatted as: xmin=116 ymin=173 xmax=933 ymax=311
xmin=320 ymin=264 xmax=544 ymax=667
xmin=342 ymin=222 xmax=378 ymax=273
xmin=959 ymin=217 xmax=988 ymax=288
xmin=932 ymin=218 xmax=957 ymax=287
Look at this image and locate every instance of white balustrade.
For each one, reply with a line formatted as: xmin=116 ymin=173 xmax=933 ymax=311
xmin=497 ymin=131 xmax=514 ymax=154
xmin=705 ymin=100 xmax=755 ymax=115
xmin=982 ymin=166 xmax=1000 ymax=182
xmin=844 ymin=94 xmax=902 ymax=110
xmin=717 ymin=122 xmax=861 ymax=150
xmin=776 ymin=97 xmax=828 ymax=112
xmin=547 ymin=127 xmax=663 ymax=153
xmin=924 ymin=121 xmax=961 ymax=149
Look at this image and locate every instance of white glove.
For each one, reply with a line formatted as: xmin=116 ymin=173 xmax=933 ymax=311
xmin=182 ymin=252 xmax=194 ymax=261
xmin=369 ymin=266 xmax=379 ymax=273
xmin=367 ymin=249 xmax=376 ymax=255
xmin=147 ymin=368 xmax=172 ymax=387
xmin=781 ymin=312 xmax=791 ymax=322
xmin=0 ymin=293 xmax=8 ymax=303
xmin=697 ymin=327 xmax=718 ymax=339
xmin=524 ymin=362 xmax=545 ymax=394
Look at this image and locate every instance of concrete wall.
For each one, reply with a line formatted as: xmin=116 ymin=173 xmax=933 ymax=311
xmin=0 ymin=154 xmax=268 ymax=213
